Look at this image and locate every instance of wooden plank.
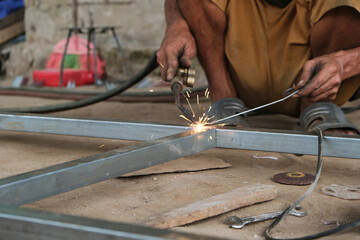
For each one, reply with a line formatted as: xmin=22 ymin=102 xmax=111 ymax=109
xmin=140 ymin=184 xmax=277 ymax=229
xmin=0 ymin=8 xmax=24 ymax=30
xmin=0 ymin=21 xmax=24 ymax=45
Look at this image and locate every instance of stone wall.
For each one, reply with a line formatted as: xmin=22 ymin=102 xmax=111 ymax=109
xmin=6 ymin=0 xmax=166 ymax=78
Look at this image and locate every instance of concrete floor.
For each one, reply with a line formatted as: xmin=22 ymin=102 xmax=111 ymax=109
xmin=0 ymin=92 xmax=359 ymax=240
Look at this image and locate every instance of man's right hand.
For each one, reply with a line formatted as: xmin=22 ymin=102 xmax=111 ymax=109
xmin=156 ymin=23 xmax=197 ymax=82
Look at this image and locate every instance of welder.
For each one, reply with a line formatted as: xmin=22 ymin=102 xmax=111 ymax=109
xmin=157 ymin=0 xmax=360 ymax=135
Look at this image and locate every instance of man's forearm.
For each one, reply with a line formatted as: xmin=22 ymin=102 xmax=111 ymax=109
xmin=335 ymin=46 xmax=360 ymax=80
xmin=164 ymin=0 xmax=188 ymax=28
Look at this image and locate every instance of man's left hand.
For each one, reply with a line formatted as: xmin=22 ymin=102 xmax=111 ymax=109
xmin=293 ymin=53 xmax=345 ymax=102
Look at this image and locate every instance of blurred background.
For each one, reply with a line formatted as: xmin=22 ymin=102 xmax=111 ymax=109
xmin=0 ymin=0 xmax=170 ymax=87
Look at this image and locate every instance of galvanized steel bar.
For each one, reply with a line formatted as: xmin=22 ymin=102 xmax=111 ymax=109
xmin=1 ymin=114 xmax=360 ymax=159
xmin=0 ymin=129 xmax=216 ymax=206
xmin=0 ymin=113 xmax=189 ymax=141
xmin=0 ymin=206 xmax=226 ymax=240
xmin=216 ymin=128 xmax=360 ymax=159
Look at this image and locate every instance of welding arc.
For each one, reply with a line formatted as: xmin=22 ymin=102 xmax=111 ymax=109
xmin=265 ymin=128 xmax=360 ymax=240
xmin=0 ymin=52 xmax=159 ymax=113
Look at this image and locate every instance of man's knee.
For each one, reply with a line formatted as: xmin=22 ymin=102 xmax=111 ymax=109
xmin=310 ymin=6 xmax=360 ymax=57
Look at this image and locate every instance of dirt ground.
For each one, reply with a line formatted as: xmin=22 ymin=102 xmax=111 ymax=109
xmin=0 ymin=88 xmax=359 ymax=240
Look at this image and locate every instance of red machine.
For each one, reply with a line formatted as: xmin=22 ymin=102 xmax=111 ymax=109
xmin=33 ymin=36 xmax=105 ymax=87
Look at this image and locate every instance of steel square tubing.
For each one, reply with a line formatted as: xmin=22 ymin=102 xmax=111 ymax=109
xmin=0 ymin=206 xmax=227 ymax=240
xmin=1 ymin=114 xmax=359 ymax=158
xmin=0 ymin=129 xmax=216 ymax=206
xmin=0 ymin=113 xmax=189 ymax=141
xmin=216 ymin=128 xmax=360 ymax=159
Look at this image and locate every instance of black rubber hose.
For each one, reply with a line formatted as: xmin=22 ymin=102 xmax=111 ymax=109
xmin=0 ymin=85 xmax=208 ymax=98
xmin=0 ymin=51 xmax=159 ymax=113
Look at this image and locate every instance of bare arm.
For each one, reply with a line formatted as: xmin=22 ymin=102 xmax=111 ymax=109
xmin=164 ymin=0 xmax=186 ymax=26
xmin=335 ymin=47 xmax=360 ymax=79
xmin=157 ymin=0 xmax=196 ymax=81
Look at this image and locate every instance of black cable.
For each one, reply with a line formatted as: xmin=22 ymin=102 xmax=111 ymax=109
xmin=0 ymin=52 xmax=159 ymax=113
xmin=0 ymin=85 xmax=208 ymax=97
xmin=265 ymin=128 xmax=360 ymax=240
xmin=342 ymin=106 xmax=360 ymax=114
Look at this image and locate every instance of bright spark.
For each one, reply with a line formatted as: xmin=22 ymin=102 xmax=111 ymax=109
xmin=149 ymin=89 xmax=154 ymax=92
xmin=180 ymin=115 xmax=192 ymax=123
xmin=191 ymin=122 xmax=208 ymax=133
xmin=205 ymin=88 xmax=210 ymax=98
xmin=157 ymin=59 xmax=165 ymax=68
xmin=178 ymin=89 xmax=227 ymax=129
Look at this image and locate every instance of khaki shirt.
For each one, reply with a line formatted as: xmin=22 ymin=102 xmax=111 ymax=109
xmin=211 ymin=0 xmax=360 ymax=116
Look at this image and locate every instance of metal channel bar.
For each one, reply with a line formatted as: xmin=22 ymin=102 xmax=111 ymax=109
xmin=0 ymin=206 xmax=227 ymax=240
xmin=216 ymin=128 xmax=360 ymax=159
xmin=0 ymin=113 xmax=190 ymax=141
xmin=0 ymin=129 xmax=215 ymax=206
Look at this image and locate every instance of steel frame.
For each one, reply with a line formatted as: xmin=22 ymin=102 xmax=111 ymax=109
xmin=0 ymin=113 xmax=359 ymax=239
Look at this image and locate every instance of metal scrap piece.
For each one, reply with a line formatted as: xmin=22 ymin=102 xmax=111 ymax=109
xmin=322 ymin=184 xmax=360 ymax=200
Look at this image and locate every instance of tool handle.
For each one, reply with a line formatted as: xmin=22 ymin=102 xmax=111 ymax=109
xmin=177 ymin=68 xmax=195 ymax=88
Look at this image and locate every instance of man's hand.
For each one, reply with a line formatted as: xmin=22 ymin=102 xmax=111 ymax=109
xmin=157 ymin=23 xmax=196 ymax=82
xmin=293 ymin=54 xmax=344 ymax=102
xmin=293 ymin=48 xmax=360 ymax=102
xmin=157 ymin=0 xmax=196 ymax=82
